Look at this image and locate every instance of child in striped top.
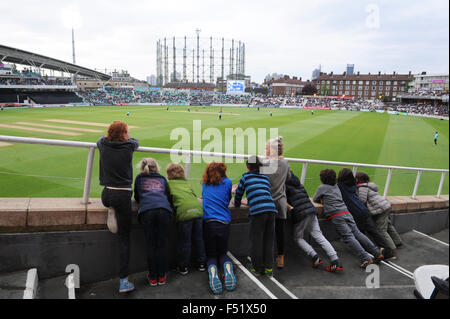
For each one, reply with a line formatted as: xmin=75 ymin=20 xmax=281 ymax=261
xmin=234 ymin=155 xmax=278 ymax=277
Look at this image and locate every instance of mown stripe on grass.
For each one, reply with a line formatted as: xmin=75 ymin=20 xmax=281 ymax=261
xmin=286 ymin=112 xmax=390 ymax=193
xmin=375 ymin=115 xmax=449 ymax=196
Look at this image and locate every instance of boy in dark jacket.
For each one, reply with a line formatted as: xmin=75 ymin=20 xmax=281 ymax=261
xmin=337 ymin=168 xmax=396 ymax=260
xmin=285 ymin=171 xmax=342 ymax=272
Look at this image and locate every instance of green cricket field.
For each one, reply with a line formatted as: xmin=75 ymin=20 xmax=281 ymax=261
xmin=0 ymin=105 xmax=448 ymax=198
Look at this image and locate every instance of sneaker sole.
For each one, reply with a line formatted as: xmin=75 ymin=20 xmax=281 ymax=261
xmin=208 ymin=266 xmax=222 ymax=294
xmin=119 ymin=287 xmax=135 ymax=293
xmin=224 ymin=262 xmax=236 ymax=291
xmin=311 ymin=260 xmax=325 ymax=269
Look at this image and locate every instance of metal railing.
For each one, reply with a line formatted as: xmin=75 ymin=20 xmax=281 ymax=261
xmin=0 ymin=135 xmax=448 ymax=204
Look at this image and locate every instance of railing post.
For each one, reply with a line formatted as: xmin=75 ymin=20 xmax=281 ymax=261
xmin=383 ymin=168 xmax=393 ymax=198
xmin=300 ymin=162 xmax=308 ymax=185
xmin=437 ymin=172 xmax=446 ymax=198
xmin=82 ymin=147 xmax=95 ymax=205
xmin=352 ymin=166 xmax=358 ymax=176
xmin=185 ymin=153 xmax=192 ymax=180
xmin=412 ymin=170 xmax=422 ymax=199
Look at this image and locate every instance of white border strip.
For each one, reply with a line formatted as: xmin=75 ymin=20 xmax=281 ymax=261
xmin=412 ymin=229 xmax=449 ymax=247
xmin=380 ymin=261 xmax=414 ymax=280
xmin=23 ymin=268 xmax=38 ymax=299
xmin=385 ymin=261 xmax=414 ymax=278
xmin=269 ymin=277 xmax=299 ymax=299
xmin=227 ymin=252 xmax=277 ymax=299
xmin=245 ymin=256 xmax=298 ymax=299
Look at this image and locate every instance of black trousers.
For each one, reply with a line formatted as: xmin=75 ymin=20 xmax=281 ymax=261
xmin=354 ymin=214 xmax=394 ymax=257
xmin=141 ymin=209 xmax=170 ymax=278
xmin=101 ymin=188 xmax=133 ymax=279
xmin=203 ymin=221 xmax=231 ymax=267
xmin=250 ymin=212 xmax=275 ymax=272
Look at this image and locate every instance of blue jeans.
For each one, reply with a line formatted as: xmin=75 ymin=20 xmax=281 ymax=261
xmin=141 ymin=209 xmax=170 ymax=278
xmin=331 ymin=213 xmax=379 ymax=263
xmin=177 ymin=217 xmax=207 ymax=268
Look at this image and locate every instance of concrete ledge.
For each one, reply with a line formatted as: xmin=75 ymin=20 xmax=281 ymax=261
xmin=0 ymin=195 xmax=448 ymax=233
xmin=389 ymin=196 xmax=421 ymax=212
xmin=86 ymin=198 xmax=107 ymax=225
xmin=27 ymin=198 xmax=86 ymax=227
xmin=0 ymin=198 xmax=29 ymax=227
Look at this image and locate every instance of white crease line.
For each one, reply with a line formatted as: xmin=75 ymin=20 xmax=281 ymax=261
xmin=380 ymin=261 xmax=414 ymax=280
xmin=412 ymin=229 xmax=449 ymax=247
xmin=227 ymin=252 xmax=277 ymax=299
xmin=269 ymin=277 xmax=299 ymax=299
xmin=368 ymin=253 xmax=414 ymax=280
xmin=385 ymin=261 xmax=414 ymax=277
xmin=246 ymin=256 xmax=298 ymax=299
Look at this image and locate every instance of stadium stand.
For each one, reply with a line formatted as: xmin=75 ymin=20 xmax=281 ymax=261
xmin=26 ymin=91 xmax=83 ymax=105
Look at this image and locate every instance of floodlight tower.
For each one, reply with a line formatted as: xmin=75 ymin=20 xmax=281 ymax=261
xmin=196 ymin=28 xmax=201 ymax=83
xmin=72 ymin=27 xmax=76 ymax=64
xmin=72 ymin=27 xmax=77 ymax=85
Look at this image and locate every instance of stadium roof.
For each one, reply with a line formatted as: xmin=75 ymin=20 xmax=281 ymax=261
xmin=0 ymin=44 xmax=111 ymax=81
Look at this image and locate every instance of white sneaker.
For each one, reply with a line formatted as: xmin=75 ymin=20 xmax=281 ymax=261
xmin=107 ymin=208 xmax=118 ymax=234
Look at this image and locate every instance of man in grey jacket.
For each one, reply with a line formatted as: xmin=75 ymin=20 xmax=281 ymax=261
xmin=313 ymin=169 xmax=384 ymax=268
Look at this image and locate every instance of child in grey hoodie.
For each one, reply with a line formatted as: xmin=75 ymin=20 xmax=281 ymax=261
xmin=313 ymin=169 xmax=384 ymax=268
xmin=355 ymin=171 xmax=403 ymax=251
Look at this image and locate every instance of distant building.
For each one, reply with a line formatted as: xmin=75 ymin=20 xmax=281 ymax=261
xmin=146 ymin=75 xmax=157 ymax=86
xmin=313 ymin=71 xmax=414 ymax=99
xmin=346 ymin=64 xmax=355 ymax=76
xmin=264 ymin=73 xmax=284 ymax=82
xmin=409 ymin=73 xmax=449 ymax=92
xmin=76 ymin=69 xmax=148 ymax=90
xmin=312 ymin=65 xmax=321 ymax=80
xmin=264 ymin=75 xmax=311 ymax=96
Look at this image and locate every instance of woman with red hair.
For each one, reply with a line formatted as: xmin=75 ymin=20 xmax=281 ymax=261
xmin=97 ymin=121 xmax=139 ymax=293
xmin=201 ymin=162 xmax=236 ymax=295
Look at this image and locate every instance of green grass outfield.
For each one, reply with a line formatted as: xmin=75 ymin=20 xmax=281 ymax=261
xmin=0 ymin=105 xmax=448 ymax=198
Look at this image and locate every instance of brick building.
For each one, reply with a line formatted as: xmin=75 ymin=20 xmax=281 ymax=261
xmin=264 ymin=75 xmax=312 ymax=96
xmin=313 ymin=71 xmax=414 ymax=99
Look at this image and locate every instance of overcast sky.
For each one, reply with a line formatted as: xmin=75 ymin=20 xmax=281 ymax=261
xmin=1 ymin=0 xmax=449 ymax=83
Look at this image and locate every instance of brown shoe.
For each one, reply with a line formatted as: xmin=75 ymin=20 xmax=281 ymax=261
xmin=360 ymin=259 xmax=374 ymax=269
xmin=276 ymin=255 xmax=285 ymax=269
xmin=374 ymin=248 xmax=384 ymax=264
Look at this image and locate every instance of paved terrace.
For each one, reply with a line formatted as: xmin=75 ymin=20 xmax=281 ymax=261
xmin=0 ymin=195 xmax=448 ymax=299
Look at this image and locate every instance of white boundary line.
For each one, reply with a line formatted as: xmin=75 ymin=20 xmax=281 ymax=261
xmin=385 ymin=261 xmax=414 ymax=277
xmin=269 ymin=276 xmax=299 ymax=299
xmin=227 ymin=252 xmax=277 ymax=299
xmin=368 ymin=253 xmax=414 ymax=280
xmin=412 ymin=229 xmax=449 ymax=247
xmin=380 ymin=261 xmax=414 ymax=280
xmin=245 ymin=256 xmax=298 ymax=299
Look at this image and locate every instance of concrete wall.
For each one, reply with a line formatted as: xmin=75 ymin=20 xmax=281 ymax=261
xmin=0 ymin=196 xmax=448 ymax=284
